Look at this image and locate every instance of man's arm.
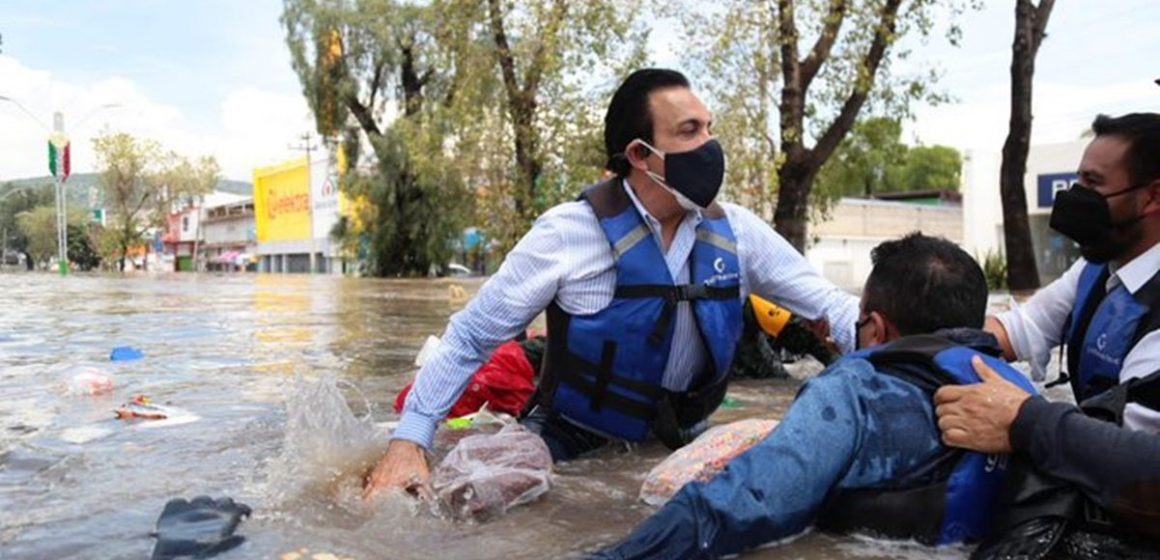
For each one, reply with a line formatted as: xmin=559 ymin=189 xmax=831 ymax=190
xmin=990 ymin=259 xmax=1084 ymax=377
xmin=364 ymin=207 xmax=574 ymax=498
xmin=727 ymin=205 xmax=860 ymax=354
xmin=1012 ymin=397 xmax=1160 ymax=527
xmin=984 ymin=316 xmax=1017 ymax=361
xmin=595 ymin=366 xmax=870 ymax=559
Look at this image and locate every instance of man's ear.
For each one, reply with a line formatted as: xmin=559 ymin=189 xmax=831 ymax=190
xmin=1142 ymin=180 xmax=1160 ymax=216
xmin=869 ymin=311 xmax=894 ymax=346
xmin=624 ymin=140 xmax=652 ymax=172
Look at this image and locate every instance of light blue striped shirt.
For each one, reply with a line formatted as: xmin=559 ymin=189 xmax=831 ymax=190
xmin=395 ymin=181 xmax=860 ymax=449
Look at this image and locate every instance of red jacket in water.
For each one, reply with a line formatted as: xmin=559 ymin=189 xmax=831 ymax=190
xmin=394 ymin=340 xmax=536 ymax=419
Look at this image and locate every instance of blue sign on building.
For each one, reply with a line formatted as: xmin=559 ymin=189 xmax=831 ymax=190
xmin=1037 ymin=172 xmax=1078 ymax=208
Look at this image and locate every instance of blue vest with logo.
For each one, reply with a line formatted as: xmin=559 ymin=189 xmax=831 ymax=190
xmin=538 ymin=180 xmax=744 ymax=445
xmin=1065 ymin=262 xmax=1160 ymax=402
xmin=818 ymin=334 xmax=1039 ymax=545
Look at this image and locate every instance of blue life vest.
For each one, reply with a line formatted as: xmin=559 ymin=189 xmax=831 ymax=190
xmin=817 ymin=334 xmax=1039 ymax=545
xmin=537 ymin=180 xmax=743 ymax=446
xmin=1064 ymin=262 xmax=1160 ymax=402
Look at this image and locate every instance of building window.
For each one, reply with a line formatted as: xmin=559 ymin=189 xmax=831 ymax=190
xmin=182 ymin=216 xmax=190 ymax=232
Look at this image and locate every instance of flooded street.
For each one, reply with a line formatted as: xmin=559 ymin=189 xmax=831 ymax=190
xmin=2 ymin=273 xmax=991 ymax=560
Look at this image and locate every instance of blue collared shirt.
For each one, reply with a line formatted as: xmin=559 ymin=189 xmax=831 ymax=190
xmin=394 ymin=181 xmax=859 ymax=449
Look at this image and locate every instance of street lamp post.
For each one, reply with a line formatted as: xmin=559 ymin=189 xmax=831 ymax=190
xmin=1 ymin=96 xmax=119 ymax=275
xmin=49 ymin=112 xmax=71 ymax=275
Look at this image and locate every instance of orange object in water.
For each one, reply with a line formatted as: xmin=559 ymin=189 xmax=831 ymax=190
xmin=114 ymin=395 xmax=170 ymax=420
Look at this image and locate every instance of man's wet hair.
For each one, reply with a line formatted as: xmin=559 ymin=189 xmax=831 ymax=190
xmin=603 ymin=68 xmax=690 ymax=177
xmin=863 ymin=232 xmax=988 ymax=336
xmin=1092 ymin=113 xmax=1160 ymax=187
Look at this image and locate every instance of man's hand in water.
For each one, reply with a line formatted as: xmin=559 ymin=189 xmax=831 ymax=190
xmin=363 ymin=439 xmax=433 ymax=501
xmin=934 ymin=356 xmax=1032 ymax=454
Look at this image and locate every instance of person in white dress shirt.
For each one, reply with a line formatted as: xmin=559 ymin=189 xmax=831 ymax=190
xmin=363 ymin=68 xmax=858 ymax=500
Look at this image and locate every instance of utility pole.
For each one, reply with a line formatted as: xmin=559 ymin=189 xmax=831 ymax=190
xmin=289 ymin=132 xmax=318 ymax=273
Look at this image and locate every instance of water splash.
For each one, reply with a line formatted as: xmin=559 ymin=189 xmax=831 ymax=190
xmin=263 ymin=374 xmax=388 ymax=515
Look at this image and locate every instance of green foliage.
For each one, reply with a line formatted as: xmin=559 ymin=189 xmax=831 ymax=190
xmin=981 ymin=249 xmax=1008 ymax=291
xmin=677 ymin=1 xmax=782 ymax=220
xmin=898 ymin=144 xmax=961 ymax=192
xmin=814 ymin=117 xmax=962 ymax=215
xmin=282 ymin=0 xmax=645 ymax=272
xmin=91 ymin=132 xmax=219 ymax=270
xmin=68 ymin=223 xmax=102 ymax=271
xmin=284 ymin=0 xmax=474 ymax=275
xmin=14 ymin=205 xmax=93 ymax=268
xmin=679 ymin=0 xmax=977 ymax=249
xmin=15 ymin=206 xmax=59 ymax=266
xmin=1 ymin=182 xmax=55 ymax=254
xmin=815 ymin=117 xmax=909 ymax=203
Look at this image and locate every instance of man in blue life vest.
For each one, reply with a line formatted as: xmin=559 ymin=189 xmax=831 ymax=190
xmin=936 ymin=112 xmax=1160 ymax=557
xmin=981 ymin=112 xmax=1160 ymax=429
xmin=593 ymin=233 xmax=1038 ymax=559
xmin=363 ymin=69 xmax=859 ymax=499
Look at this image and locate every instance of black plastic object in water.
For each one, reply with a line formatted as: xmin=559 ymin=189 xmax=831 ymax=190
xmin=150 ymin=496 xmax=252 ymax=560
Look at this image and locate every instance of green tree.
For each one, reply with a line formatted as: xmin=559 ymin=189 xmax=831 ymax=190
xmin=283 ymin=0 xmax=645 ymax=271
xmin=1 ymin=182 xmax=55 ymax=263
xmin=283 ymin=0 xmax=472 ymax=276
xmin=815 ymin=117 xmax=908 ymax=204
xmin=479 ymin=0 xmax=646 ymax=227
xmin=684 ymin=0 xmax=972 ymax=251
xmin=92 ymin=132 xmax=218 ymax=271
xmin=814 ymin=117 xmax=961 ymax=210
xmin=897 ymin=144 xmax=961 ymax=192
xmin=68 ymin=224 xmax=102 ymax=271
xmin=15 ymin=205 xmax=92 ymax=268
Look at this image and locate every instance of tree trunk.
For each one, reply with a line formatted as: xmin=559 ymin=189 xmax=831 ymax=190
xmin=513 ymin=108 xmax=541 ymax=218
xmin=999 ymin=0 xmax=1054 ymax=292
xmin=774 ymin=161 xmax=816 ymax=251
xmin=771 ymin=0 xmax=901 ymax=253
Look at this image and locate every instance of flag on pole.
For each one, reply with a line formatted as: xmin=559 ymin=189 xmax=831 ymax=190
xmin=48 ymin=132 xmax=71 ymax=183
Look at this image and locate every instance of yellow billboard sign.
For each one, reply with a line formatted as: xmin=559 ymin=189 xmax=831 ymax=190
xmin=254 ymin=156 xmax=311 ymax=243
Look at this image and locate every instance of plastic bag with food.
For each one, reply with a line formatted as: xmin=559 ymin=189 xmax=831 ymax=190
xmin=431 ymin=423 xmax=552 ymax=520
xmin=639 ymin=418 xmax=778 ymax=506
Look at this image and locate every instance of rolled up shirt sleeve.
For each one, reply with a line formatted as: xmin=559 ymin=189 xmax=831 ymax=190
xmin=726 ymin=204 xmax=860 ymax=354
xmin=392 ymin=208 xmax=571 ymax=449
xmin=994 ymin=259 xmax=1084 ymax=379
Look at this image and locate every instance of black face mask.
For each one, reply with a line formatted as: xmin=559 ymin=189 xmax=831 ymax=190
xmin=1049 ymin=183 xmax=1148 ymax=262
xmin=639 ymin=138 xmax=726 ymax=209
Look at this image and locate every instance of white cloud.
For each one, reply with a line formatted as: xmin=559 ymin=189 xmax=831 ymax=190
xmin=907 ymin=79 xmax=1160 ymax=155
xmin=0 ymin=54 xmax=313 ymax=183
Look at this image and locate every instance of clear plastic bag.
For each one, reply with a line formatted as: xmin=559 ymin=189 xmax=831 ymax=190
xmin=432 ymin=424 xmax=552 ymax=520
xmin=639 ymin=418 xmax=778 ymax=506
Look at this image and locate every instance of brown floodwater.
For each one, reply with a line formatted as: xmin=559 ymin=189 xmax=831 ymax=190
xmin=0 ymin=273 xmax=1054 ymax=560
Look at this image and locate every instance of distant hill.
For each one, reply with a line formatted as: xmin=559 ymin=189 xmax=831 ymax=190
xmin=1 ymin=173 xmax=252 ymax=209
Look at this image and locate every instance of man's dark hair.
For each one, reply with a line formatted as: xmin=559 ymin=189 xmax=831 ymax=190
xmin=1092 ymin=113 xmax=1160 ymax=186
xmin=603 ymin=68 xmax=690 ymax=177
xmin=863 ymin=232 xmax=988 ymax=335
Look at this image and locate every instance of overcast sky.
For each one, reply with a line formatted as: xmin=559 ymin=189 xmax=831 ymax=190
xmin=1 ymin=0 xmax=1157 ymax=182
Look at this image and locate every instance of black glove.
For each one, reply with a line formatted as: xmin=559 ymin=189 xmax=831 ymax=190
xmin=151 ymin=496 xmax=252 ymax=560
